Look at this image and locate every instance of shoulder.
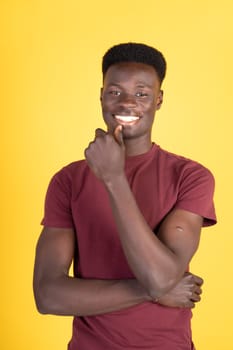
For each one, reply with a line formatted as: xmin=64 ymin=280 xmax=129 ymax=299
xmin=156 ymin=145 xmax=215 ymax=182
xmin=52 ymin=159 xmax=89 ymax=182
xmin=58 ymin=159 xmax=87 ymax=175
xmin=46 ymin=159 xmax=90 ymax=198
xmin=154 ymin=147 xmax=217 ymax=226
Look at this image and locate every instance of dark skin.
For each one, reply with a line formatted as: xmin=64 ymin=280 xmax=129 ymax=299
xmin=33 ymin=62 xmax=203 ymax=317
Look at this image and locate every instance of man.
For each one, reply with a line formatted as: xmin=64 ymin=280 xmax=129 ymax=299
xmin=33 ymin=43 xmax=216 ymax=349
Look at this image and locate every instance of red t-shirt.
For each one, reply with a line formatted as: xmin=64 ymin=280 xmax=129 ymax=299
xmin=42 ymin=143 xmax=216 ymax=350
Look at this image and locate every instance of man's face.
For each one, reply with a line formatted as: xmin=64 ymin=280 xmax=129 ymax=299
xmin=100 ymin=62 xmax=163 ymax=140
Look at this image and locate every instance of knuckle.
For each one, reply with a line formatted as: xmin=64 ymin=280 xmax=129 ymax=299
xmin=84 ymin=147 xmax=89 ymax=156
xmin=106 ymin=134 xmax=113 ymax=142
xmin=88 ymin=141 xmax=94 ymax=148
xmin=188 ymin=291 xmax=193 ymax=297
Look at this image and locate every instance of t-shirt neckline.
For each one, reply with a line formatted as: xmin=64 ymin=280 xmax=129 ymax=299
xmin=125 ymin=143 xmax=159 ymax=165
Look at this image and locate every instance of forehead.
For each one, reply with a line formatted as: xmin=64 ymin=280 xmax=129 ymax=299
xmin=103 ymin=62 xmax=160 ymax=88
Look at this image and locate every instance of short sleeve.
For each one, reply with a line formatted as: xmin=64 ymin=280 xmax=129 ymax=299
xmin=174 ymin=163 xmax=217 ymax=227
xmin=41 ymin=169 xmax=74 ymax=228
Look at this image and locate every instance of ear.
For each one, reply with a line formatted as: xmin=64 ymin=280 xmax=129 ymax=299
xmin=100 ymin=87 xmax=103 ymax=101
xmin=156 ymin=90 xmax=163 ymax=110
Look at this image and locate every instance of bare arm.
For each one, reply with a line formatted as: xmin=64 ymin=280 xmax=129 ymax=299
xmin=85 ymin=128 xmax=203 ymax=300
xmin=33 ymin=227 xmax=150 ymax=316
xmin=106 ymin=177 xmax=202 ymax=300
xmin=33 ymin=227 xmax=203 ymax=316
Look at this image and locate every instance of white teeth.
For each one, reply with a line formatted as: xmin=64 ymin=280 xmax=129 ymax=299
xmin=114 ymin=115 xmax=140 ymax=122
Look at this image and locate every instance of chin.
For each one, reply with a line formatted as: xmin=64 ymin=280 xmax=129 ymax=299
xmin=122 ymin=129 xmax=142 ymax=140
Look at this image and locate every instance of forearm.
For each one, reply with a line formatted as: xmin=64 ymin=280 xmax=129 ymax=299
xmin=35 ymin=276 xmax=150 ymax=316
xmin=105 ymin=174 xmax=184 ymax=299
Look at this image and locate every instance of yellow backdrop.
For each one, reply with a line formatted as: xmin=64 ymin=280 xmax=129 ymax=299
xmin=1 ymin=0 xmax=232 ymax=349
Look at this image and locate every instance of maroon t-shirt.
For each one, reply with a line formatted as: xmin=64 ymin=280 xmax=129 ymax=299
xmin=42 ymin=143 xmax=216 ymax=350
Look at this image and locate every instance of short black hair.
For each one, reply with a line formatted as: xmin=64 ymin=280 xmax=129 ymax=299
xmin=102 ymin=42 xmax=167 ymax=84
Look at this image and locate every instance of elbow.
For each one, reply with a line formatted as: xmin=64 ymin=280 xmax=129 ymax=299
xmin=33 ymin=280 xmax=57 ymax=315
xmin=148 ymin=278 xmax=176 ymax=301
xmin=33 ymin=286 xmax=50 ymax=314
xmin=35 ymin=301 xmax=48 ymax=315
xmin=34 ymin=295 xmax=50 ymax=315
xmin=146 ymin=268 xmax=180 ymax=301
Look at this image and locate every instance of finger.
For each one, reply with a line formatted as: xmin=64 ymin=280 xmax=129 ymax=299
xmin=114 ymin=125 xmax=124 ymax=146
xmin=190 ymin=301 xmax=196 ymax=309
xmin=194 ymin=285 xmax=202 ymax=295
xmin=190 ymin=283 xmax=202 ymax=293
xmin=84 ymin=145 xmax=92 ymax=161
xmin=181 ymin=300 xmax=195 ymax=309
xmin=190 ymin=293 xmax=201 ymax=302
xmin=95 ymin=128 xmax=107 ymax=138
xmin=193 ymin=275 xmax=204 ymax=286
xmin=84 ymin=140 xmax=97 ymax=161
xmin=187 ymin=272 xmax=204 ymax=286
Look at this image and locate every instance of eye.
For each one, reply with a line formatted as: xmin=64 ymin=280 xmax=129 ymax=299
xmin=109 ymin=90 xmax=121 ymax=96
xmin=135 ymin=92 xmax=148 ymax=97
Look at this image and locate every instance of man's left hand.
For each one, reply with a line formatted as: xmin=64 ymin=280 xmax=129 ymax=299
xmin=155 ymin=272 xmax=203 ymax=308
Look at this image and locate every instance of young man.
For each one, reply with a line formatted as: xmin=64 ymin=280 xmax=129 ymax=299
xmin=33 ymin=43 xmax=216 ymax=349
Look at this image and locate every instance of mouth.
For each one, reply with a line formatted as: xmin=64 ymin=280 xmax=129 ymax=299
xmin=113 ymin=114 xmax=141 ymax=126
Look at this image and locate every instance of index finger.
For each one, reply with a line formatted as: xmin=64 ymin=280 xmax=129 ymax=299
xmin=95 ymin=128 xmax=107 ymax=138
xmin=192 ymin=274 xmax=204 ymax=286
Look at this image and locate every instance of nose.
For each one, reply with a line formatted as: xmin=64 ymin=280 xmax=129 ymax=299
xmin=118 ymin=92 xmax=137 ymax=108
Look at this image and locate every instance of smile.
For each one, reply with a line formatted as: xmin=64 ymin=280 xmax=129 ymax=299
xmin=113 ymin=115 xmax=140 ymax=125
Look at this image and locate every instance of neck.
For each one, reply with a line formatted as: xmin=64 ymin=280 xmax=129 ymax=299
xmin=124 ymin=136 xmax=153 ymax=157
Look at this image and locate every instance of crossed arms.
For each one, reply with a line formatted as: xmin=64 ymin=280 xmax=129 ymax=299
xmin=33 ymin=130 xmax=203 ymax=316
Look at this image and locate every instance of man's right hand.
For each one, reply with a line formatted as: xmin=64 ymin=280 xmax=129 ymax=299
xmin=155 ymin=272 xmax=203 ymax=308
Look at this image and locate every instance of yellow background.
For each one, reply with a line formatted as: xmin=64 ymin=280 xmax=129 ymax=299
xmin=1 ymin=0 xmax=232 ymax=349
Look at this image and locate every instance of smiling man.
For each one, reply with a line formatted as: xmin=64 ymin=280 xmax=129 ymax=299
xmin=33 ymin=43 xmax=216 ymax=350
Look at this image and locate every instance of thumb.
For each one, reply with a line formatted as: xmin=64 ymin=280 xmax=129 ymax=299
xmin=114 ymin=125 xmax=124 ymax=146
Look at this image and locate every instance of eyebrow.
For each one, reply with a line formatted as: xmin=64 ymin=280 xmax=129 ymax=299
xmin=106 ymin=83 xmax=121 ymax=87
xmin=106 ymin=82 xmax=153 ymax=88
xmin=136 ymin=83 xmax=153 ymax=88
